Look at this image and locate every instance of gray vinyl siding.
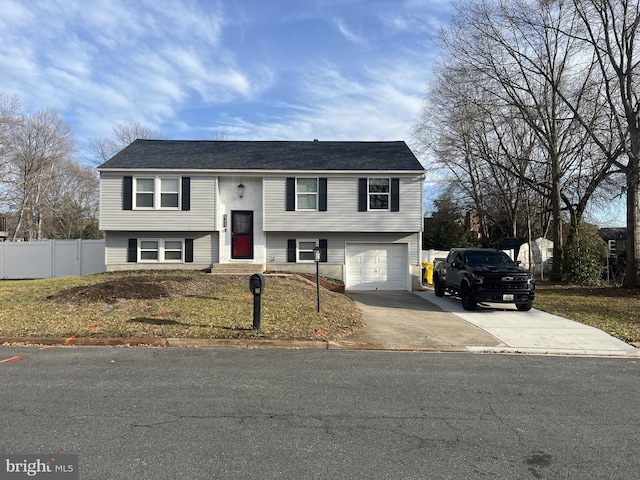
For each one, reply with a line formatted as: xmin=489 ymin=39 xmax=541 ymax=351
xmin=263 ymin=175 xmax=423 ymax=232
xmin=99 ymin=173 xmax=217 ymax=231
xmin=265 ymin=232 xmax=421 ymax=265
xmin=105 ymin=231 xmax=217 ymax=266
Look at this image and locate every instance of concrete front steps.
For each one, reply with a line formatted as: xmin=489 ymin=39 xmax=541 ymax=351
xmin=210 ymin=263 xmax=265 ymax=275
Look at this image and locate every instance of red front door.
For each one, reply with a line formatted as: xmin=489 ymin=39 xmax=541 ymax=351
xmin=231 ymin=211 xmax=253 ymax=259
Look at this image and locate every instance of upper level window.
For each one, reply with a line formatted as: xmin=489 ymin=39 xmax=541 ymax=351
xmin=369 ymin=178 xmax=390 ymax=210
xmin=135 ymin=179 xmax=155 ymax=208
xmin=134 ymin=177 xmax=180 ymax=209
xmin=297 ymin=178 xmax=318 ymax=210
xmin=160 ymin=178 xmax=179 ymax=208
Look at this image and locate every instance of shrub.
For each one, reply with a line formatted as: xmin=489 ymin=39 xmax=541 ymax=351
xmin=560 ymin=223 xmax=608 ymax=285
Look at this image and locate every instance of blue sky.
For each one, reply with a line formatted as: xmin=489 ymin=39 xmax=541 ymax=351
xmin=0 ymin=0 xmax=625 ymax=226
xmin=0 ymin=0 xmax=451 ymax=155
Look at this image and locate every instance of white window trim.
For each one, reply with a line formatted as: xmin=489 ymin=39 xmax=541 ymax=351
xmin=368 ymin=177 xmax=390 ymax=211
xmin=297 ymin=239 xmax=319 ymax=263
xmin=133 ymin=176 xmax=181 ymax=210
xmin=138 ymin=239 xmax=185 ymax=263
xmin=296 ymin=177 xmax=319 ymax=211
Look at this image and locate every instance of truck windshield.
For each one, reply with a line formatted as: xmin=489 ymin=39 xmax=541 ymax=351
xmin=465 ymin=251 xmax=514 ymax=266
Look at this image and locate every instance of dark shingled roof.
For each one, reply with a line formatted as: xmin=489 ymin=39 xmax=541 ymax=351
xmin=98 ymin=139 xmax=424 ymax=171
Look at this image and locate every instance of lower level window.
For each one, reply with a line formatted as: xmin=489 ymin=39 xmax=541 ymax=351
xmin=298 ymin=240 xmax=318 ymax=262
xmin=164 ymin=241 xmax=183 ymax=260
xmin=287 ymin=238 xmax=327 ymax=263
xmin=140 ymin=240 xmax=159 ymax=260
xmin=139 ymin=239 xmax=183 ymax=262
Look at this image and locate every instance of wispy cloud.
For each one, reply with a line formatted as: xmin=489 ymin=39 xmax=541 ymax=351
xmin=207 ymin=54 xmax=431 ymax=144
xmin=333 ymin=17 xmax=367 ymax=45
xmin=0 ymin=0 xmax=447 ymax=155
xmin=0 ymin=0 xmax=266 ymax=142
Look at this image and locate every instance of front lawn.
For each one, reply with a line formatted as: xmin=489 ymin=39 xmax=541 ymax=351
xmin=0 ymin=272 xmax=363 ymax=341
xmin=534 ymin=283 xmax=640 ymax=343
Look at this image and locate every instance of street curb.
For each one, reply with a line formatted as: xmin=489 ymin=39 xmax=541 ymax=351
xmin=0 ymin=336 xmax=329 ymax=350
xmin=0 ymin=336 xmax=468 ymax=353
xmin=467 ymin=346 xmax=640 ymax=357
xmin=327 ymin=341 xmax=468 ymax=352
xmin=0 ymin=337 xmax=167 ymax=347
xmin=166 ymin=338 xmax=329 ymax=349
xmin=1 ymin=337 xmax=638 ymax=356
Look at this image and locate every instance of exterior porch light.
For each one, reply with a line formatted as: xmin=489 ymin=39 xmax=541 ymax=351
xmin=237 ymin=182 xmax=245 ymax=198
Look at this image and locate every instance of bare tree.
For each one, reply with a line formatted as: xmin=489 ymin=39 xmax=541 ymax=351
xmin=89 ymin=122 xmax=168 ymax=165
xmin=419 ymin=0 xmax=618 ymax=279
xmin=0 ymin=94 xmax=21 ymax=207
xmin=415 ymin=59 xmax=545 ymax=243
xmin=568 ymin=0 xmax=640 ymax=287
xmin=7 ymin=109 xmax=76 ymax=240
xmin=47 ymin=159 xmax=99 ymax=239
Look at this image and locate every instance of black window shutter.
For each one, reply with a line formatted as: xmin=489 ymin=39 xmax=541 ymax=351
xmin=286 ymin=178 xmax=295 ymax=211
xmin=127 ymin=238 xmax=137 ymax=262
xmin=319 ymin=178 xmax=327 ymax=211
xmin=181 ymin=177 xmax=191 ymax=211
xmin=123 ymin=176 xmax=133 ymax=210
xmin=287 ymin=239 xmax=296 ymax=262
xmin=358 ymin=178 xmax=368 ymax=212
xmin=391 ymin=178 xmax=400 ymax=212
xmin=185 ymin=238 xmax=194 ymax=263
xmin=319 ymin=239 xmax=328 ymax=262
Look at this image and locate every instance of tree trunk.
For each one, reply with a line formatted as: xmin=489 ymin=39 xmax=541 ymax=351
xmin=624 ymin=154 xmax=640 ymax=287
xmin=550 ymin=153 xmax=563 ymax=281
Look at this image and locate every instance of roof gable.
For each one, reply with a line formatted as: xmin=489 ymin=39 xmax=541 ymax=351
xmin=98 ymin=139 xmax=424 ymax=172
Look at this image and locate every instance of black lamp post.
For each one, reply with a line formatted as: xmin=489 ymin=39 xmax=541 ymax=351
xmin=313 ymin=246 xmax=321 ymax=312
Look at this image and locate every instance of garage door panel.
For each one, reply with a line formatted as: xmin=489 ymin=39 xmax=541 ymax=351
xmin=346 ymin=243 xmax=408 ymax=291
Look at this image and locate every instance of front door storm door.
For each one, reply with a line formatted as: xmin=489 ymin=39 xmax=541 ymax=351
xmin=231 ymin=211 xmax=254 ymax=259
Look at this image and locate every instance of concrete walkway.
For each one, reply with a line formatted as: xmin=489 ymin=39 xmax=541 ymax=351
xmin=335 ymin=290 xmax=640 ymax=357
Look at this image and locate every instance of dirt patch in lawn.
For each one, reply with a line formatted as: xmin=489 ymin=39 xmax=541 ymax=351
xmin=44 ymin=273 xmax=223 ymax=304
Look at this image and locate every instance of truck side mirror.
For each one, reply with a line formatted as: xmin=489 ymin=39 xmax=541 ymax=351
xmin=249 ymin=273 xmax=265 ymax=296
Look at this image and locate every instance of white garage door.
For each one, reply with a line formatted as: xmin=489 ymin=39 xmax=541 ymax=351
xmin=346 ymin=243 xmax=408 ymax=291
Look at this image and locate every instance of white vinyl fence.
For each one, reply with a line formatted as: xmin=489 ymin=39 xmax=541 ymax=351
xmin=0 ymin=240 xmax=105 ymax=279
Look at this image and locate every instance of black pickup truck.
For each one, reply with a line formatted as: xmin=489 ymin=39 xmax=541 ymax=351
xmin=433 ymin=248 xmax=535 ymax=311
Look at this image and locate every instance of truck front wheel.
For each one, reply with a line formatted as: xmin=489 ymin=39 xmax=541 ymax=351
xmin=460 ymin=284 xmax=477 ymax=311
xmin=434 ymin=275 xmax=445 ymax=297
xmin=516 ymin=301 xmax=533 ymax=312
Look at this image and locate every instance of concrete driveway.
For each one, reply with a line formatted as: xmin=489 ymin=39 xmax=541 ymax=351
xmin=335 ymin=291 xmax=501 ymax=351
xmin=334 ymin=290 xmax=639 ymax=357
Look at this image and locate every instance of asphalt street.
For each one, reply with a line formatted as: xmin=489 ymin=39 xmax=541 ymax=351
xmin=1 ymin=346 xmax=639 ymax=479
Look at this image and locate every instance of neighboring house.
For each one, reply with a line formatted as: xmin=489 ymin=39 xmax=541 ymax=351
xmin=598 ymin=227 xmax=627 ymax=258
xmin=98 ymin=140 xmax=426 ymax=291
xmin=517 ymin=237 xmax=554 ymax=278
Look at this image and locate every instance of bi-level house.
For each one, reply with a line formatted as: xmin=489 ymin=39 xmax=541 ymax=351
xmin=98 ymin=140 xmax=425 ymax=290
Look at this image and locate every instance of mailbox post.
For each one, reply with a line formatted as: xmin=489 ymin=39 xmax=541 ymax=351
xmin=249 ymin=273 xmax=265 ymax=330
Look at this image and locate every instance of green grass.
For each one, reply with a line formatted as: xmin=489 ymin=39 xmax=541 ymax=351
xmin=0 ymin=272 xmax=363 ymax=341
xmin=535 ymin=285 xmax=640 ymax=343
